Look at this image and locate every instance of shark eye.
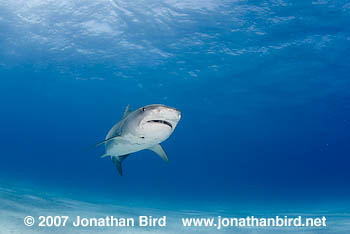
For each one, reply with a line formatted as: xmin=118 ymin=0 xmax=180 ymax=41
xmin=142 ymin=107 xmax=146 ymax=111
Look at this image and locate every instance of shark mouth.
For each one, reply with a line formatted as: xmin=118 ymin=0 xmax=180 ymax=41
xmin=147 ymin=120 xmax=173 ymax=129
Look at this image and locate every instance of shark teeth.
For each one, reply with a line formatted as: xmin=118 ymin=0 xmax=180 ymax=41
xmin=147 ymin=120 xmax=173 ymax=129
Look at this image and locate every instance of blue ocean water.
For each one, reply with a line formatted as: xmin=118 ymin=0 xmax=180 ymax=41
xmin=0 ymin=0 xmax=350 ymax=233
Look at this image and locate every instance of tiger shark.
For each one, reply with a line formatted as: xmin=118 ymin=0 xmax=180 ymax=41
xmin=96 ymin=104 xmax=181 ymax=176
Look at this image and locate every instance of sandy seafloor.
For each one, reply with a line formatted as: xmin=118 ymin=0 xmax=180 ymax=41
xmin=0 ymin=182 xmax=349 ymax=234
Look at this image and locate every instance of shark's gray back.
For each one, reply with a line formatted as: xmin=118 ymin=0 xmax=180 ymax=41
xmin=105 ymin=107 xmax=133 ymax=140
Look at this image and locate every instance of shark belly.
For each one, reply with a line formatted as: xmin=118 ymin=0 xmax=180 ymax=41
xmin=106 ymin=137 xmax=169 ymax=157
xmin=106 ymin=142 xmax=145 ymax=156
xmin=105 ymin=134 xmax=157 ymax=156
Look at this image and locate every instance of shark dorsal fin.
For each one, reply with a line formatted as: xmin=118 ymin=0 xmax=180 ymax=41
xmin=122 ymin=104 xmax=132 ymax=119
xmin=148 ymin=144 xmax=169 ymax=162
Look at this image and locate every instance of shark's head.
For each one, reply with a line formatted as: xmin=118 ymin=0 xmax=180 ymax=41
xmin=131 ymin=104 xmax=181 ymax=143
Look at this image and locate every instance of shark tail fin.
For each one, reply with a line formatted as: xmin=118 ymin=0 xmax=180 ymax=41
xmin=111 ymin=155 xmax=129 ymax=176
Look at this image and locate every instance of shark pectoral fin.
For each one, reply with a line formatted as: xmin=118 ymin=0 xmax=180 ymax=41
xmin=148 ymin=144 xmax=169 ymax=162
xmin=122 ymin=104 xmax=132 ymax=119
xmin=94 ymin=136 xmax=121 ymax=148
xmin=112 ymin=155 xmax=129 ymax=176
xmin=100 ymin=154 xmax=109 ymax=158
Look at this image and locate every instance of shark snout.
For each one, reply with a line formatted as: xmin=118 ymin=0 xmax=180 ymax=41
xmin=162 ymin=107 xmax=181 ymax=121
xmin=176 ymin=110 xmax=181 ymax=120
xmin=141 ymin=104 xmax=181 ymax=127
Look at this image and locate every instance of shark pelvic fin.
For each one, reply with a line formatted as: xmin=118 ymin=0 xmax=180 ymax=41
xmin=122 ymin=104 xmax=132 ymax=119
xmin=111 ymin=155 xmax=129 ymax=176
xmin=148 ymin=144 xmax=169 ymax=162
